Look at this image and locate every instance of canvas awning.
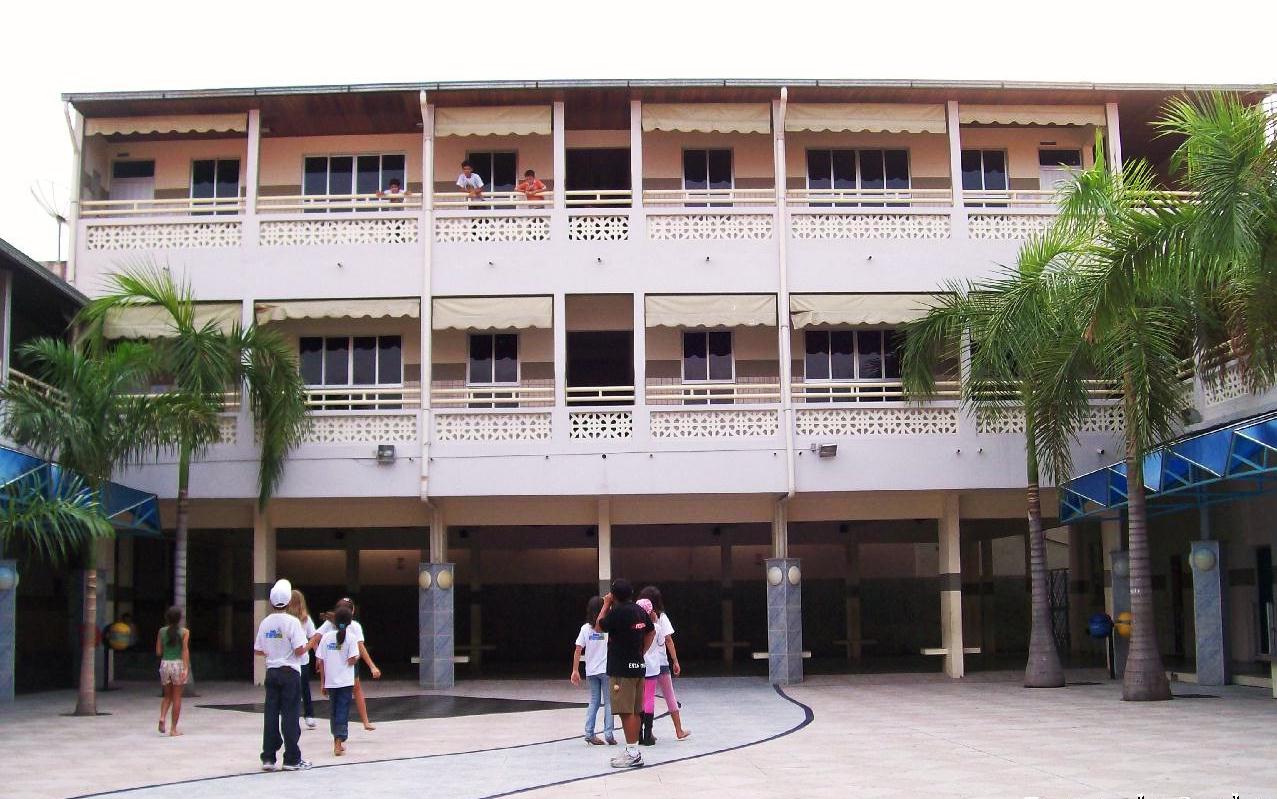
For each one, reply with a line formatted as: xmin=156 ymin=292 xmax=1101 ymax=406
xmin=431 ymin=297 xmax=553 ymax=330
xmin=103 ymin=302 xmax=242 ymax=339
xmin=642 ymin=103 xmax=771 ymax=134
xmin=645 ymin=295 xmax=777 ymax=328
xmin=434 ymin=106 xmax=552 ymax=137
xmin=85 ymin=113 xmax=248 ymax=137
xmin=255 ymin=299 xmax=420 ymax=325
xmin=790 ymin=294 xmax=941 ymax=327
xmin=0 ymin=445 xmax=161 ymax=537
xmin=959 ymin=105 xmax=1107 ymax=127
xmin=786 ymin=103 xmax=946 ymax=134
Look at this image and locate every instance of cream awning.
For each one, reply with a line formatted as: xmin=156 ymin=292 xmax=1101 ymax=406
xmin=103 ymin=302 xmax=242 ymax=339
xmin=790 ymin=294 xmax=942 ymax=327
xmin=645 ymin=295 xmax=777 ymax=328
xmin=85 ymin=114 xmax=248 ymax=137
xmin=959 ymin=105 xmax=1107 ymax=127
xmin=642 ymin=103 xmax=771 ymax=134
xmin=255 ymin=299 xmax=420 ymax=325
xmin=434 ymin=106 xmax=552 ymax=137
xmin=431 ymin=297 xmax=553 ymax=330
xmin=786 ymin=103 xmax=946 ymax=134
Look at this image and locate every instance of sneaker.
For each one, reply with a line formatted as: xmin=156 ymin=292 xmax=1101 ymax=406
xmin=282 ymin=760 xmax=313 ymax=771
xmin=585 ymin=736 xmax=606 ymax=746
xmin=610 ymin=751 xmax=643 ymax=769
xmin=260 ymin=759 xmax=277 ymax=772
xmin=604 ymin=735 xmax=618 ymax=746
xmin=305 ymin=717 xmax=316 ymax=730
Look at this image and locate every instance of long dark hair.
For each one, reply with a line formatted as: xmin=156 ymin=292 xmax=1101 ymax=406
xmin=638 ymin=586 xmax=664 ymax=616
xmin=334 ymin=607 xmax=353 ymax=647
xmin=164 ymin=606 xmax=182 ymax=648
xmin=585 ymin=595 xmax=603 ymax=624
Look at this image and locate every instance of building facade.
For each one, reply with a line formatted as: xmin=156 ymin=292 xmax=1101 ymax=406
xmin=55 ymin=79 xmax=1277 ymax=689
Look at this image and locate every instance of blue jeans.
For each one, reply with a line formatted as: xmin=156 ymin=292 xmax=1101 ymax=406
xmin=261 ymin=667 xmax=302 ymax=766
xmin=328 ymin=685 xmax=353 ymax=742
xmin=300 ymin=662 xmax=314 ymax=718
xmin=584 ymin=673 xmax=614 ymax=739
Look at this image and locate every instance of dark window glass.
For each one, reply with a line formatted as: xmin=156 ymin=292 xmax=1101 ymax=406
xmin=324 ymin=337 xmax=349 ymax=385
xmin=857 ymin=330 xmax=884 ymax=379
xmin=884 ymin=150 xmax=910 ymax=189
xmin=859 ymin=150 xmax=885 ymax=190
xmin=303 ymin=157 xmax=328 ymax=196
xmin=328 ymin=156 xmax=354 ymax=196
xmin=112 ymin=161 xmax=154 ymax=179
xmin=806 ymin=150 xmax=831 ymax=191
xmin=1039 ymin=149 xmax=1082 ymax=167
xmin=493 ymin=334 xmax=519 ymax=383
xmin=683 ymin=150 xmax=708 ymax=191
xmin=707 ymin=150 xmax=732 ymax=190
xmin=831 ymin=150 xmax=856 ymax=189
xmin=830 ymin=331 xmax=855 ymax=380
xmin=356 ymin=155 xmax=381 ymax=195
xmin=960 ymin=150 xmax=984 ymax=192
xmin=352 ymin=336 xmax=377 ymax=385
xmin=299 ymin=337 xmax=323 ymax=384
xmin=492 ymin=152 xmax=517 ymax=193
xmin=708 ymin=331 xmax=733 ymax=381
xmin=982 ymin=150 xmax=1007 ymax=191
xmin=381 ymin=154 xmax=406 ymax=191
xmin=216 ymin=160 xmax=240 ymax=197
xmin=469 ymin=335 xmax=494 ymax=384
xmin=804 ymin=331 xmax=830 ymax=380
xmin=191 ymin=160 xmax=216 ymax=199
xmin=379 ymin=336 xmax=402 ymax=383
xmin=883 ymin=329 xmax=902 ymax=379
xmin=683 ymin=332 xmax=708 ymax=381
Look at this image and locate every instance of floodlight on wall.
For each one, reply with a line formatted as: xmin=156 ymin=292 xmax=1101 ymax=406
xmin=811 ymin=443 xmax=838 ymax=458
xmin=376 ymin=444 xmax=396 ymax=464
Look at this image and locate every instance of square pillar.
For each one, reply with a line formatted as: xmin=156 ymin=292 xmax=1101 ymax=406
xmin=551 ymin=100 xmax=566 ymax=239
xmin=979 ymin=537 xmax=997 ymax=655
xmin=765 ymin=557 xmax=802 ymax=685
xmin=939 ymin=495 xmax=964 ymax=678
xmin=467 ymin=535 xmax=483 ymax=670
xmin=945 ymin=100 xmax=969 ymax=239
xmin=0 ymin=560 xmax=16 ymax=703
xmin=597 ymin=498 xmax=612 ymax=597
xmin=418 ymin=563 xmax=455 ymax=690
xmin=844 ymin=535 xmax=863 ymax=661
xmin=217 ymin=541 xmax=234 ymax=652
xmin=243 ymin=108 xmax=261 ymax=243
xmin=628 ymin=100 xmax=645 ymax=238
xmin=720 ymin=534 xmax=735 ymax=669
xmin=1190 ymin=540 xmax=1228 ymax=686
xmin=345 ymin=540 xmax=360 ymax=595
xmin=1067 ymin=525 xmax=1090 ymax=656
xmin=252 ymin=504 xmax=276 ymax=686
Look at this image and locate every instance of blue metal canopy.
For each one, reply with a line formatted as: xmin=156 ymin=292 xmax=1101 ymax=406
xmin=1060 ymin=411 xmax=1277 ymax=523
xmin=0 ymin=444 xmax=162 ymax=537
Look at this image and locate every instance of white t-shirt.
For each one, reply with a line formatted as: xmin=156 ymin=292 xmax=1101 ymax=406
xmin=574 ymin=623 xmax=608 ymax=677
xmin=317 ymin=630 xmax=359 ymax=689
xmin=316 ymin=618 xmax=365 ymax=648
xmin=456 ymin=173 xmax=485 ymax=191
xmin=254 ymin=612 xmax=307 ymax=672
xmin=656 ymin=614 xmax=675 ymax=667
xmin=290 ymin=615 xmax=316 ymax=669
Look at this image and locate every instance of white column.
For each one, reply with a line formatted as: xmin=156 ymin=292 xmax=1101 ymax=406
xmin=0 ymin=270 xmax=11 ymax=378
xmin=429 ymin=503 xmax=447 ymax=564
xmin=945 ymin=100 xmax=968 ymax=239
xmin=419 ymin=97 xmax=436 ymax=498
xmin=772 ymin=500 xmax=788 ymax=559
xmin=597 ymin=497 xmax=612 ymax=596
xmin=64 ymin=107 xmax=84 ymax=286
xmin=1104 ymin=102 xmax=1123 ymax=171
xmin=552 ymin=100 xmax=567 ymax=239
xmin=632 ymin=293 xmax=646 ymax=408
xmin=629 ymin=100 xmax=644 ymax=237
xmin=553 ymin=293 xmax=568 ymax=411
xmin=939 ymin=494 xmax=965 ymax=678
xmin=252 ymin=503 xmax=275 ymax=685
xmin=245 ymin=108 xmax=261 ymax=220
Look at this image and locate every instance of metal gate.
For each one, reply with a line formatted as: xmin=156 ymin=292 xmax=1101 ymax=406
xmin=1048 ymin=568 xmax=1070 ymax=654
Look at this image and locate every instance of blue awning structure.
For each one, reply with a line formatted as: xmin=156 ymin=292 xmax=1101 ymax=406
xmin=0 ymin=445 xmax=162 ymax=537
xmin=1060 ymin=411 xmax=1277 ymax=523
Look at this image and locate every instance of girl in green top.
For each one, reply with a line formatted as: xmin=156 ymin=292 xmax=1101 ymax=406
xmin=156 ymin=606 xmax=190 ymax=736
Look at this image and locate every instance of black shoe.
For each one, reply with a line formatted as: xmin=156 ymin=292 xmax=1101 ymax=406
xmin=639 ymin=712 xmax=656 ymax=746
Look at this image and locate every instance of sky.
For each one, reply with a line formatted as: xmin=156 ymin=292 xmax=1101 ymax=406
xmin=3 ymin=0 xmax=1274 ymax=262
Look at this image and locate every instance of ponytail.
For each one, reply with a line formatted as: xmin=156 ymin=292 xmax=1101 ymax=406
xmin=333 ymin=607 xmax=353 ymax=648
xmin=164 ymin=606 xmax=182 ymax=648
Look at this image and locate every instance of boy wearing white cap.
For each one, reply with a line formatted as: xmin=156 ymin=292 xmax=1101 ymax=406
xmin=254 ymin=579 xmax=311 ymax=771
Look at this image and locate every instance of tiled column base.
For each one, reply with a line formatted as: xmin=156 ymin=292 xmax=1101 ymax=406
xmin=1190 ymin=541 xmax=1228 ymax=686
xmin=419 ymin=563 xmax=455 ymax=690
xmin=765 ymin=558 xmax=802 ymax=686
xmin=0 ymin=560 xmax=15 ymax=703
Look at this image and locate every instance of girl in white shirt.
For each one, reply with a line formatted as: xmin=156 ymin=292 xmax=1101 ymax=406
xmin=312 ymin=597 xmax=381 ymax=731
xmin=569 ymin=596 xmax=615 ymax=745
xmin=639 ymin=586 xmax=691 ymax=742
xmin=286 ymin=590 xmax=318 ymax=730
xmin=316 ymin=607 xmax=359 ymax=756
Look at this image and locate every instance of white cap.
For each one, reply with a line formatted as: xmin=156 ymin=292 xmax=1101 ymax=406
xmin=269 ymin=579 xmax=292 ymax=608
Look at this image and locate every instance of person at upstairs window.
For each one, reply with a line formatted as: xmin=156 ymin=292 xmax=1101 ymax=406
xmin=516 ymin=169 xmax=547 ymax=204
xmin=597 ymin=578 xmax=654 ymax=769
xmin=456 ymin=161 xmax=485 ymax=202
xmin=571 ymin=595 xmax=616 ymax=746
xmin=376 ymin=178 xmax=405 ymax=203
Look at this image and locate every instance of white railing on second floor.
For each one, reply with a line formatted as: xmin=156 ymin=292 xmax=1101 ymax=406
xmin=786 ymin=188 xmax=953 ymax=208
xmin=433 ymin=191 xmax=553 ymax=209
xmin=792 ymin=380 xmax=960 ymax=403
xmin=643 ymin=188 xmax=777 ymax=207
xmin=5 ymin=368 xmax=68 ymax=406
xmin=305 ymin=385 xmax=422 ymax=410
xmin=564 ymin=189 xmax=633 ymax=207
xmin=566 ymin=385 xmax=637 ymax=404
xmin=257 ymin=193 xmax=423 ymax=213
xmin=647 ymin=381 xmax=782 ymax=404
xmin=429 ymin=385 xmax=554 ymax=407
xmin=81 ymin=197 xmax=245 ymax=217
xmin=963 ymin=189 xmax=1058 ymax=208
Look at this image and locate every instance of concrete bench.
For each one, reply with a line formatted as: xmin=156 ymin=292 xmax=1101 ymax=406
xmin=751 ymin=650 xmax=811 ymax=660
xmin=410 ymin=655 xmax=472 ymax=665
xmin=920 ymin=647 xmax=982 ymax=656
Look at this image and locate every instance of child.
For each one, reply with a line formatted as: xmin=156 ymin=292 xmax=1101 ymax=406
xmin=316 ymin=607 xmax=359 ymax=756
xmin=640 ymin=585 xmax=690 ymax=741
xmin=155 ymin=605 xmax=189 ymax=736
xmin=456 ymin=160 xmax=485 ymax=201
xmin=636 ymin=597 xmax=661 ymax=745
xmin=287 ymin=590 xmax=318 ymax=730
xmin=516 ymin=169 xmax=547 ymax=203
xmin=253 ymin=578 xmax=310 ymax=771
xmin=570 ymin=596 xmax=616 ymax=746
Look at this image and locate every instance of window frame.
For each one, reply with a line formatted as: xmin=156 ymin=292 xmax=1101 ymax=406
xmin=299 ymin=334 xmax=404 ymax=388
xmin=466 ymin=332 xmax=521 ymax=387
xmin=680 ymin=329 xmax=736 ymax=384
xmin=300 ymin=152 xmax=409 ymax=197
xmin=804 ymin=148 xmax=912 ymax=193
xmin=803 ymin=328 xmax=902 ymax=401
xmin=464 ymin=150 xmax=519 ymax=193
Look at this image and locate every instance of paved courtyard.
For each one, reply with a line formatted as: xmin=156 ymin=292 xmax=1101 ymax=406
xmin=2 ymin=669 xmax=1274 ymax=798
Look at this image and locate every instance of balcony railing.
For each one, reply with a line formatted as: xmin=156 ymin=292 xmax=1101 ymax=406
xmin=792 ymin=380 xmax=959 ymax=403
xmin=305 ymin=385 xmax=421 ymax=410
xmin=647 ymin=381 xmax=782 ymax=404
xmin=786 ymin=188 xmax=953 ymax=208
xmin=429 ymin=385 xmax=554 ymax=407
xmin=643 ymin=188 xmax=776 ymax=207
xmin=963 ymin=189 xmax=1058 ymax=208
xmin=566 ymin=385 xmax=636 ymax=404
xmin=433 ymin=191 xmax=552 ymax=209
xmin=258 ymin=193 xmax=423 ymax=213
xmin=565 ymin=190 xmax=632 ymax=207
xmin=81 ymin=197 xmax=245 ymax=217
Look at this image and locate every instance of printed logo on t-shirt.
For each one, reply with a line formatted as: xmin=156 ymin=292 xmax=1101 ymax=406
xmin=326 ymin=641 xmax=342 ymax=651
xmin=265 ymin=629 xmax=283 ymax=639
xmin=628 ymin=661 xmax=643 ymax=670
xmin=588 ymin=632 xmax=604 ymax=641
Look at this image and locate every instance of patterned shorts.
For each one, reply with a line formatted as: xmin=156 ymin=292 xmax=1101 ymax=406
xmin=159 ymin=660 xmax=186 ymax=686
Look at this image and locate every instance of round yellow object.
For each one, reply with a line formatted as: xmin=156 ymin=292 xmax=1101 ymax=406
xmin=106 ymin=621 xmax=134 ymax=651
xmin=1114 ymin=611 xmax=1133 ymax=638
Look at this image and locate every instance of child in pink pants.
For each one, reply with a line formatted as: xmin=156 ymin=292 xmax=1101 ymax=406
xmin=637 ymin=588 xmax=691 ymax=744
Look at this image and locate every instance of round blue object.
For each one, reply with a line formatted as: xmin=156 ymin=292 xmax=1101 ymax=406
xmin=1087 ymin=613 xmax=1113 ymax=639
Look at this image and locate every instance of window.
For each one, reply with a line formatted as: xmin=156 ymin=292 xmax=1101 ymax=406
xmin=468 ymin=333 xmax=519 ymax=408
xmin=681 ymin=330 xmax=734 ymax=404
xmin=1038 ymin=149 xmax=1083 ymax=192
xmin=465 ymin=152 xmax=518 ymax=195
xmin=682 ymin=149 xmax=732 ymax=206
xmin=806 ymin=149 xmax=909 ymax=205
xmin=109 ymin=160 xmax=156 ymax=203
xmin=299 ymin=335 xmax=402 ymax=410
xmin=191 ymin=159 xmax=240 ymax=214
xmin=961 ymin=150 xmax=1008 ymax=206
xmin=804 ymin=329 xmax=902 ymax=401
xmin=302 ymin=154 xmax=406 ymax=209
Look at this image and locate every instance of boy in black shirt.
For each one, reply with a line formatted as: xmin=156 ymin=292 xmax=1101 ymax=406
xmin=597 ymin=578 xmax=654 ymax=768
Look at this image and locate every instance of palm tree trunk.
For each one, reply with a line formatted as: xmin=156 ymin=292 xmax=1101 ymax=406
xmin=1121 ymin=439 xmax=1172 ymax=701
xmin=1023 ymin=415 xmax=1065 ymax=687
xmin=174 ymin=443 xmax=191 ymax=621
xmin=73 ymin=546 xmax=98 ymax=716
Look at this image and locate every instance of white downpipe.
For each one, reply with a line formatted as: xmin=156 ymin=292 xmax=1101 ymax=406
xmin=773 ymin=87 xmax=795 ymax=557
xmin=419 ymin=92 xmax=435 ymax=503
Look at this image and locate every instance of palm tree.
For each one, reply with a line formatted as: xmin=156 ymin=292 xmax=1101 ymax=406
xmin=78 ymin=268 xmax=309 ymax=621
xmin=903 ymin=226 xmax=1090 ymax=688
xmin=1 ymin=473 xmax=115 ymax=565
xmin=1 ymin=339 xmax=172 ymax=715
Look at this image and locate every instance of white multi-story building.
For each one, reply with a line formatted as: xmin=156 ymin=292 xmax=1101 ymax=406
xmin=53 ymin=79 xmax=1277 ymax=690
